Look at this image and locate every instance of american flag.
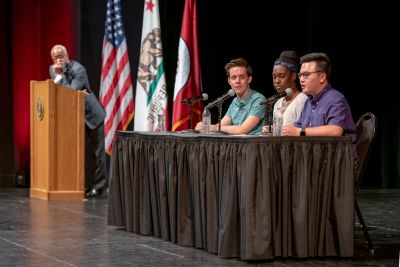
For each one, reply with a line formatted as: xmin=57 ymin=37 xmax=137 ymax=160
xmin=100 ymin=0 xmax=134 ymax=154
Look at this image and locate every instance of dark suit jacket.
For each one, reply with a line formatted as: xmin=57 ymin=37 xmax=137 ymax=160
xmin=49 ymin=60 xmax=106 ymax=130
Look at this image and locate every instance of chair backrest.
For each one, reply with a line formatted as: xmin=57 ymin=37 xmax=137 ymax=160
xmin=355 ymin=112 xmax=377 ymax=189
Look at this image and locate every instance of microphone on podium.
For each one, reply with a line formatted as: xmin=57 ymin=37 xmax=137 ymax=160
xmin=205 ymin=89 xmax=235 ymax=109
xmin=181 ymin=93 xmax=208 ymax=104
xmin=54 ymin=74 xmax=63 ymax=84
xmin=260 ymin=88 xmax=293 ymax=105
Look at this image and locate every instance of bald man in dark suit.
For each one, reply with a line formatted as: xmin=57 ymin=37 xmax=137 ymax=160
xmin=49 ymin=44 xmax=107 ymax=198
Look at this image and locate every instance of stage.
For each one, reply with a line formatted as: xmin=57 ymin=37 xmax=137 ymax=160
xmin=0 ymin=187 xmax=398 ymax=266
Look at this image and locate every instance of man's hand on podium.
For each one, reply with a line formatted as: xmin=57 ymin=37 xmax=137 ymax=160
xmin=81 ymin=89 xmax=89 ymax=96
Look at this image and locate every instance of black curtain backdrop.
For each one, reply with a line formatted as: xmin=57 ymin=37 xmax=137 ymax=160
xmin=0 ymin=0 xmax=15 ymax=185
xmin=2 ymin=0 xmax=399 ymax=187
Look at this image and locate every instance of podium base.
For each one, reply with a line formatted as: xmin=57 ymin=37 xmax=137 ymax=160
xmin=30 ymin=188 xmax=85 ymax=200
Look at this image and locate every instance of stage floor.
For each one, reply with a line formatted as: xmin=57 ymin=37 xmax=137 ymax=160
xmin=0 ymin=187 xmax=398 ymax=266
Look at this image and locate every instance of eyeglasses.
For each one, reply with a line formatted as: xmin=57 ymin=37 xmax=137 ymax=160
xmin=297 ymin=71 xmax=323 ymax=79
xmin=51 ymin=54 xmax=66 ymax=61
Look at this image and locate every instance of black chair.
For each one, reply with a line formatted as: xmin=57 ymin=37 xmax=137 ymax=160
xmin=354 ymin=112 xmax=376 ymax=253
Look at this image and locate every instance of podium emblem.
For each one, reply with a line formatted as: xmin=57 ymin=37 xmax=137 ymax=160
xmin=36 ymin=97 xmax=44 ymax=121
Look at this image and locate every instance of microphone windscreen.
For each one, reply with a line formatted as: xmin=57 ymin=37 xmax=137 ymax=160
xmin=54 ymin=74 xmax=62 ymax=84
xmin=228 ymin=89 xmax=235 ymax=96
xmin=285 ymin=88 xmax=293 ymax=96
xmin=202 ymin=93 xmax=208 ymax=100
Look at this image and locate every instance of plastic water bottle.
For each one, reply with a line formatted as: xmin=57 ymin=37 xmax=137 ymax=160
xmin=273 ymin=109 xmax=283 ymax=136
xmin=157 ymin=108 xmax=166 ymax=132
xmin=202 ymin=108 xmax=211 ymax=134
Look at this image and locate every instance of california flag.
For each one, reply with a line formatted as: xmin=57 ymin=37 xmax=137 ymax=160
xmin=134 ymin=0 xmax=168 ymax=131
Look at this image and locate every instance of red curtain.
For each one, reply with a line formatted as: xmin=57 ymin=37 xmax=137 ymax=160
xmin=11 ymin=0 xmax=78 ymax=172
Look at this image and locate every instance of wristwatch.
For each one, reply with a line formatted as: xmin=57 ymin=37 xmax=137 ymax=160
xmin=300 ymin=128 xmax=306 ymax=136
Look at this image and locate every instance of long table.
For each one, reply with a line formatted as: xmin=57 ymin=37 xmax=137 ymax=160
xmin=107 ymin=131 xmax=354 ymax=260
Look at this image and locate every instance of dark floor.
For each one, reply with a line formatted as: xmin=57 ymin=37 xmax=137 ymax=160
xmin=0 ymin=188 xmax=399 ymax=267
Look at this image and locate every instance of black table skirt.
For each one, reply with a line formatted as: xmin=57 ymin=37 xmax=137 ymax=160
xmin=107 ymin=131 xmax=354 ymax=260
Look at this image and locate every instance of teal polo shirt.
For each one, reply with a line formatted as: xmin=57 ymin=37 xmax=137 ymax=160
xmin=225 ymin=89 xmax=266 ymax=135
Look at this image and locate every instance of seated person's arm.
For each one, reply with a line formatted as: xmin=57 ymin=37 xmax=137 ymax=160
xmin=196 ymin=116 xmax=232 ymax=132
xmin=301 ymin=125 xmax=343 ymax=136
xmin=282 ymin=124 xmax=343 ymax=136
xmin=212 ymin=115 xmax=260 ymax=135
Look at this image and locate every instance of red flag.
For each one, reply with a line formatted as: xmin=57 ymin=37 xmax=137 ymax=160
xmin=99 ymin=0 xmax=134 ymax=154
xmin=172 ymin=0 xmax=202 ymax=131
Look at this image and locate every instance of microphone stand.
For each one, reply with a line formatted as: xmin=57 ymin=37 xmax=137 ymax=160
xmin=213 ymin=102 xmax=229 ymax=135
xmin=267 ymin=104 xmax=273 ymax=134
xmin=260 ymin=103 xmax=274 ymax=136
xmin=181 ymin=102 xmax=199 ymax=133
xmin=189 ymin=102 xmax=194 ymax=129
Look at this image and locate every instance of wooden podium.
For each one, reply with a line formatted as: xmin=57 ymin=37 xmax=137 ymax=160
xmin=30 ymin=80 xmax=85 ymax=200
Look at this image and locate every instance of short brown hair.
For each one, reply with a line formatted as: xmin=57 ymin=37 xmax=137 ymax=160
xmin=224 ymin=58 xmax=253 ymax=77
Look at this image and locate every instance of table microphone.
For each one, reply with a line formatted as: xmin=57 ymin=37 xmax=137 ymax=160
xmin=260 ymin=88 xmax=293 ymax=105
xmin=205 ymin=89 xmax=235 ymax=109
xmin=181 ymin=93 xmax=208 ymax=104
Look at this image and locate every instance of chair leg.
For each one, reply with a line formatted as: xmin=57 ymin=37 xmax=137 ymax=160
xmin=355 ymin=199 xmax=374 ymax=254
